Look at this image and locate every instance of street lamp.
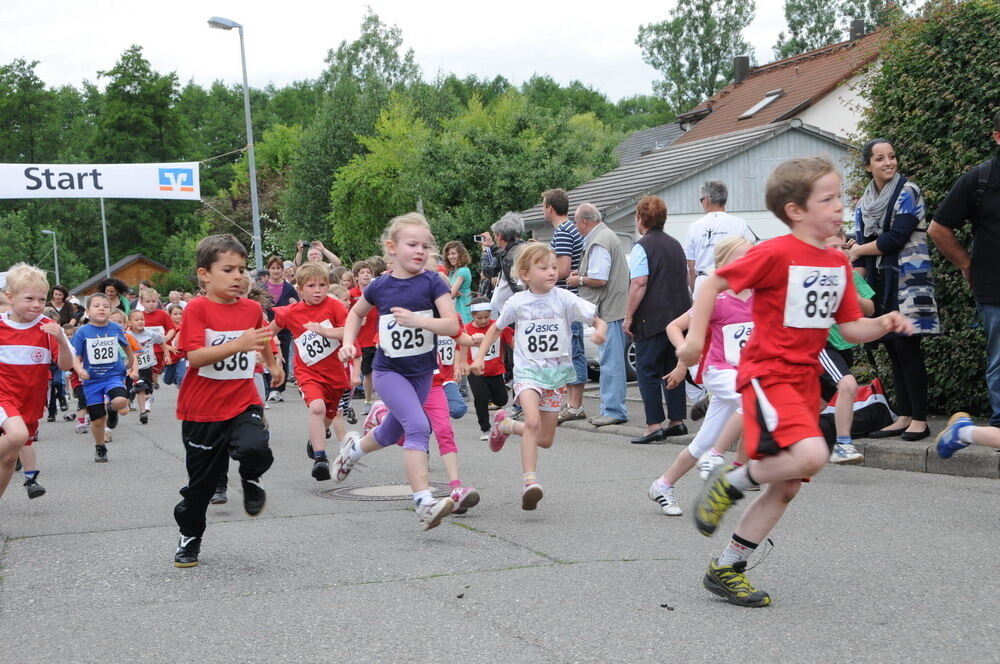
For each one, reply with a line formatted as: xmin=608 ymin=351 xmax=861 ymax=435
xmin=208 ymin=15 xmax=263 ymax=271
xmin=41 ymin=229 xmax=59 ymax=285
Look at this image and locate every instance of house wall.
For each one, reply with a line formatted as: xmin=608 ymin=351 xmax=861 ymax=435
xmin=797 ymin=71 xmax=867 ymax=140
xmin=76 ymin=261 xmax=169 ymax=296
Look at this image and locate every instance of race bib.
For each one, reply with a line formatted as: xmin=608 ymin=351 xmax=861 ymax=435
xmin=294 ymin=321 xmax=338 ymax=366
xmin=784 ymin=266 xmax=845 ymax=329
xmin=472 ymin=339 xmax=500 ymax=362
xmin=721 ymin=322 xmax=754 ymax=366
xmin=86 ymin=336 xmax=118 ymax=365
xmin=146 ymin=325 xmax=166 ymax=340
xmin=517 ymin=319 xmax=566 ymax=359
xmin=437 ymin=336 xmax=456 ymax=366
xmin=378 ymin=310 xmax=434 ymax=358
xmin=136 ymin=347 xmax=156 ymax=370
xmin=199 ymin=329 xmax=254 ymax=380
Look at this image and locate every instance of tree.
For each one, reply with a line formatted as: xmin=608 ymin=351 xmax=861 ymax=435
xmin=857 ymin=0 xmax=1000 ymax=416
xmin=773 ymin=0 xmax=843 ymax=59
xmin=839 ymin=0 xmax=914 ymax=31
xmin=637 ymin=0 xmax=756 ymax=113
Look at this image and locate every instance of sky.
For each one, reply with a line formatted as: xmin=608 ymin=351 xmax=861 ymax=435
xmin=3 ymin=0 xmax=800 ymax=102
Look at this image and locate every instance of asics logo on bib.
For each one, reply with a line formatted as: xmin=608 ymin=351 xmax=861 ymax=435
xmin=523 ymin=322 xmax=560 ymax=334
xmin=385 ymin=319 xmax=398 ymax=330
xmin=802 ymin=271 xmax=838 ymax=288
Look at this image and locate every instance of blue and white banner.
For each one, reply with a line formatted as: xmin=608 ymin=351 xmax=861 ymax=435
xmin=0 ymin=162 xmax=200 ymax=200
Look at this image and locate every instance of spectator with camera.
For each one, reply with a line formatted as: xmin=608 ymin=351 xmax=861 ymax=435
xmin=293 ymin=240 xmax=342 ymax=270
xmin=480 ymin=212 xmax=527 ymax=318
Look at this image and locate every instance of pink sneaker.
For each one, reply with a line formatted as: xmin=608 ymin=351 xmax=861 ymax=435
xmin=489 ymin=410 xmax=510 ymax=452
xmin=362 ymin=401 xmax=388 ymax=436
xmin=450 ymin=486 xmax=480 ymax=514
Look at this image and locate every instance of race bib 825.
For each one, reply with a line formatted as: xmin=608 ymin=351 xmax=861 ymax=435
xmin=378 ymin=310 xmax=434 ymax=358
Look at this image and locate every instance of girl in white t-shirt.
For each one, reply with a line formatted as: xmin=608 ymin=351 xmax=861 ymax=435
xmin=471 ymin=243 xmax=606 ymax=511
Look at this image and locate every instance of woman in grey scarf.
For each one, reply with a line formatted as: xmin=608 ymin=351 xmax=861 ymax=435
xmin=849 ymin=138 xmax=939 ymax=441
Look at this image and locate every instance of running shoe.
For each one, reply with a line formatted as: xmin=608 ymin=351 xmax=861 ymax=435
xmin=703 ymin=558 xmax=771 ymax=607
xmin=344 ymin=406 xmax=357 ymax=425
xmin=306 ymin=440 xmax=314 ymax=459
xmin=521 ymin=482 xmax=544 ymax=511
xmin=46 ymin=414 xmax=56 ymax=422
xmin=333 ymin=433 xmax=361 ymax=482
xmin=415 ymin=497 xmax=454 ymax=531
xmin=362 ymin=401 xmax=372 ymax=415
xmin=59 ymin=399 xmax=68 ymax=412
xmin=174 ymin=535 xmax=201 ymax=568
xmin=690 ymin=394 xmax=711 ymax=421
xmin=362 ymin=401 xmax=388 ymax=436
xmin=242 ymin=478 xmax=266 ymax=516
xmin=23 ymin=475 xmax=46 ymax=499
xmin=697 ymin=451 xmax=726 ymax=480
xmin=312 ymin=455 xmax=331 ymax=481
xmin=935 ymin=412 xmax=974 ymax=459
xmin=140 ymin=410 xmax=149 ymax=425
xmin=210 ymin=487 xmax=228 ymax=505
xmin=489 ymin=411 xmax=510 ymax=452
xmin=829 ymin=443 xmax=864 ymax=464
xmin=479 ymin=431 xmax=489 ymax=441
xmin=557 ymin=406 xmax=586 ymax=424
xmin=266 ymin=391 xmax=283 ymax=403
xmin=63 ymin=413 xmax=75 ymax=422
xmin=693 ymin=465 xmax=743 ymax=537
xmin=94 ymin=444 xmax=108 ymax=463
xmin=106 ymin=408 xmax=119 ymax=430
xmin=74 ymin=419 xmax=90 ymax=434
xmin=648 ymin=480 xmax=682 ymax=516
xmin=450 ymin=486 xmax=480 ymax=515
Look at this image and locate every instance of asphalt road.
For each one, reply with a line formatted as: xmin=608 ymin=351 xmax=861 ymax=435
xmin=1 ymin=385 xmax=996 ymax=663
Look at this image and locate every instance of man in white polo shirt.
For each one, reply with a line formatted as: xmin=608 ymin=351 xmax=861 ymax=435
xmin=684 ymin=180 xmax=756 ymax=296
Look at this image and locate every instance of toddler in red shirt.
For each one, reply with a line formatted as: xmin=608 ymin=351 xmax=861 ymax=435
xmin=463 ymin=297 xmax=513 ymax=438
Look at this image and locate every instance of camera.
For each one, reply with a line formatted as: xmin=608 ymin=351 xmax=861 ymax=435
xmin=473 ymin=234 xmax=484 ymax=243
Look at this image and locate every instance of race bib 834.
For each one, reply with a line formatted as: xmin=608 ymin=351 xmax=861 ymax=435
xmin=783 ymin=266 xmax=845 ymax=329
xmin=294 ymin=320 xmax=338 ymax=366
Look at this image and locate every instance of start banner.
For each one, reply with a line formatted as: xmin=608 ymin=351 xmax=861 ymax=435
xmin=0 ymin=162 xmax=200 ymax=200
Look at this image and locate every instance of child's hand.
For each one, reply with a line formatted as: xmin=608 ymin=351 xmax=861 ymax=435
xmin=40 ymin=321 xmax=64 ymax=338
xmin=269 ymin=364 xmax=285 ymax=387
xmin=339 ymin=345 xmax=357 ymax=362
xmin=76 ymin=368 xmax=89 ymax=381
xmin=471 ymin=332 xmax=485 ymax=343
xmin=350 ymin=372 xmax=362 ymax=387
xmin=880 ymin=312 xmax=916 ymax=336
xmin=664 ymin=363 xmax=687 ymax=389
xmin=303 ymin=321 xmax=335 ymax=337
xmin=590 ymin=330 xmax=606 ymax=345
xmin=676 ymin=340 xmax=702 ymax=367
xmin=470 ymin=359 xmax=485 ymax=376
xmin=455 ymin=362 xmax=469 ymax=379
xmin=389 ymin=307 xmax=423 ymax=328
xmin=128 ymin=367 xmax=139 ymax=380
xmin=236 ymin=327 xmax=271 ymax=353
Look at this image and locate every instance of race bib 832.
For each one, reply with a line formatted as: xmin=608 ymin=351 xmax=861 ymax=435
xmin=783 ymin=266 xmax=845 ymax=329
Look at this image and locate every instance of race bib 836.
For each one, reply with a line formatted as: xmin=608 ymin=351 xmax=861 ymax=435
xmin=783 ymin=266 xmax=845 ymax=329
xmin=199 ymin=329 xmax=254 ymax=380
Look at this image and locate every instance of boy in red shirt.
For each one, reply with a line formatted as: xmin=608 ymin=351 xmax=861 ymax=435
xmin=678 ymin=157 xmax=913 ymax=607
xmin=271 ymin=263 xmax=349 ymax=481
xmin=350 ymin=261 xmax=379 ymax=412
xmin=0 ymin=264 xmax=74 ymax=497
xmin=137 ymin=288 xmax=176 ymax=390
xmin=172 ymin=234 xmax=283 ymax=568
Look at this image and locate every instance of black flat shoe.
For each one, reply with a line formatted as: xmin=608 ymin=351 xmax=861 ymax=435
xmin=662 ymin=422 xmax=689 ymax=437
xmin=868 ymin=427 xmax=907 ymax=439
xmin=630 ymin=430 xmax=666 ymax=444
xmin=900 ymin=427 xmax=931 ymax=441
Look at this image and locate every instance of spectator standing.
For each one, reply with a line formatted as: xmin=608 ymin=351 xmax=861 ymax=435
xmin=625 ymin=196 xmax=690 ymax=444
xmin=98 ymin=277 xmax=130 ymax=315
xmin=850 ymin=139 xmax=939 ymax=441
xmin=481 ymin=213 xmax=526 ymax=318
xmin=542 ymin=189 xmax=588 ymax=424
xmin=929 ymin=110 xmax=1000 ymax=428
xmin=444 ymin=241 xmax=474 ymax=323
xmin=48 ymin=285 xmax=79 ymax=327
xmin=684 ymin=180 xmax=755 ymax=295
xmin=568 ymin=203 xmax=629 ymax=426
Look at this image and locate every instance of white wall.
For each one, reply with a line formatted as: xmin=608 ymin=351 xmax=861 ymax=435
xmin=797 ymin=71 xmax=868 ymax=140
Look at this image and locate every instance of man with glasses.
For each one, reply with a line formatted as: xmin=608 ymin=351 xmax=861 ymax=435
xmin=684 ymin=181 xmax=755 ymax=297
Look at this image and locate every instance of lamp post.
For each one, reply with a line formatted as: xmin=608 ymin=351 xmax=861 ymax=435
xmin=208 ymin=15 xmax=263 ymax=271
xmin=41 ymin=229 xmax=59 ymax=285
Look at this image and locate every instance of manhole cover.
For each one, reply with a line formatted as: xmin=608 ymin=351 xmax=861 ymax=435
xmin=323 ymin=482 xmax=451 ymax=502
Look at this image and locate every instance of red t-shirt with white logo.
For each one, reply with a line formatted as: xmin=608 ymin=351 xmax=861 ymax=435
xmin=715 ymin=234 xmax=862 ymax=389
xmin=0 ymin=313 xmax=59 ymax=427
xmin=176 ymin=296 xmax=267 ymax=422
xmin=464 ymin=320 xmax=513 ymax=377
xmin=350 ymin=286 xmax=379 ymax=349
xmin=141 ymin=307 xmax=175 ymax=365
xmin=272 ymin=297 xmax=349 ymax=389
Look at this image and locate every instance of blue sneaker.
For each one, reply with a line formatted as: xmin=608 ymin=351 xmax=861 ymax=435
xmin=935 ymin=412 xmax=973 ymax=459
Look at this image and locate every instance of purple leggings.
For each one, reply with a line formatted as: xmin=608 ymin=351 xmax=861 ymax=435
xmin=372 ymin=370 xmax=432 ymax=452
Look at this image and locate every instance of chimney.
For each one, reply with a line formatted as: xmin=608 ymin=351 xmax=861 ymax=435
xmin=850 ymin=19 xmax=866 ymax=41
xmin=733 ymin=55 xmax=750 ymax=84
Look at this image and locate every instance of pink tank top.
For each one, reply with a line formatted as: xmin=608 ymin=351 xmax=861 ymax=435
xmin=702 ymin=291 xmax=754 ymax=372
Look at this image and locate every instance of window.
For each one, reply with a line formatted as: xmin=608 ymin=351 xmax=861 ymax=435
xmin=738 ymin=89 xmax=784 ymax=120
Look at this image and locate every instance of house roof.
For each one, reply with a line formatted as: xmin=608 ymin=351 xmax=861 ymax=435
xmin=71 ymin=254 xmax=169 ymax=295
xmin=614 ymin=122 xmax=686 ymax=166
xmin=674 ymin=31 xmax=885 ymax=145
xmin=520 ymin=119 xmax=850 ymax=226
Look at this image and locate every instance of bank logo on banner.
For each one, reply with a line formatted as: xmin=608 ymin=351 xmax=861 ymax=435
xmin=158 ymin=167 xmax=195 ymax=193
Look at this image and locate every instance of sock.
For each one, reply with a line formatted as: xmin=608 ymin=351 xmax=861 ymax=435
xmin=448 ymin=479 xmax=462 ymax=489
xmin=958 ymin=426 xmax=976 ymax=444
xmin=726 ymin=464 xmax=757 ymax=492
xmin=655 ymin=477 xmax=672 ymax=490
xmin=313 ymin=450 xmax=327 ymax=460
xmin=23 ymin=470 xmax=38 ymax=482
xmin=77 ymin=416 xmax=86 ymax=424
xmin=836 ymin=435 xmax=852 ymax=446
xmin=347 ymin=440 xmax=365 ymax=462
xmin=413 ymin=489 xmax=433 ymax=506
xmin=522 ymin=472 xmax=537 ymax=486
xmin=718 ymin=534 xmax=758 ymax=567
xmin=709 ymin=450 xmax=725 ymax=458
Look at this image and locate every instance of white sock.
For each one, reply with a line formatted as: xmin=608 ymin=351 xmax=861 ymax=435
xmin=413 ymin=489 xmax=433 ymax=506
xmin=725 ymin=464 xmax=756 ymax=492
xmin=655 ymin=477 xmax=672 ymax=491
xmin=958 ymin=426 xmax=976 ymax=444
xmin=347 ymin=440 xmax=365 ymax=462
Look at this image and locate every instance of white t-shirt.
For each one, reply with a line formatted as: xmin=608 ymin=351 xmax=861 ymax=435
xmin=584 ymin=244 xmax=612 ymax=281
xmin=684 ymin=211 xmax=755 ymax=275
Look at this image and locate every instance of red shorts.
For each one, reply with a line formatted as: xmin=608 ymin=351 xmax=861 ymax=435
xmin=0 ymin=400 xmax=40 ymax=444
xmin=740 ymin=368 xmax=822 ymax=460
xmin=299 ymin=379 xmax=343 ymax=420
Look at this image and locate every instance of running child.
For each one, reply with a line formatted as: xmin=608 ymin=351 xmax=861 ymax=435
xmin=471 ymin=242 xmax=607 ymax=511
xmin=935 ymin=413 xmax=1000 ymax=458
xmin=162 ymin=304 xmax=187 ymax=387
xmin=649 ymin=236 xmax=753 ymax=516
xmin=0 ymin=264 xmax=74 ymax=498
xmin=349 ymin=260 xmax=379 ymax=413
xmin=127 ymin=309 xmax=165 ymax=424
xmin=464 ymin=297 xmax=513 ymax=440
xmin=328 ymin=213 xmax=461 ymax=530
xmin=137 ymin=288 xmax=176 ymax=390
xmin=72 ymin=293 xmax=138 ymax=462
xmin=677 ymin=157 xmax=914 ymax=607
xmin=271 ymin=263 xmax=349 ymax=481
xmin=172 ymin=234 xmax=283 ymax=568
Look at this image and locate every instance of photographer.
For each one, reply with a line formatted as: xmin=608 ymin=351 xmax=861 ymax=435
xmin=293 ymin=240 xmax=342 ymax=270
xmin=480 ymin=212 xmax=526 ymax=318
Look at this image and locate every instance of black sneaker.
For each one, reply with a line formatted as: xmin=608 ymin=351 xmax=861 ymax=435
xmin=306 ymin=440 xmax=314 ymax=459
xmin=345 ymin=407 xmax=357 ymax=425
xmin=94 ymin=444 xmax=108 ymax=463
xmin=24 ymin=475 xmax=46 ymax=499
xmin=139 ymin=411 xmax=149 ymax=425
xmin=106 ymin=408 xmax=119 ymax=430
xmin=174 ymin=535 xmax=201 ymax=568
xmin=210 ymin=487 xmax=228 ymax=505
xmin=312 ymin=456 xmax=331 ymax=481
xmin=242 ymin=478 xmax=266 ymax=516
xmin=46 ymin=414 xmax=56 ymax=422
xmin=325 ymin=428 xmax=332 ymax=439
xmin=703 ymin=558 xmax=771 ymax=607
xmin=59 ymin=399 xmax=68 ymax=411
xmin=691 ymin=394 xmax=711 ymax=421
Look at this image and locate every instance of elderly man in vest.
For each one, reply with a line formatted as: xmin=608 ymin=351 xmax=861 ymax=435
xmin=567 ymin=203 xmax=630 ymax=426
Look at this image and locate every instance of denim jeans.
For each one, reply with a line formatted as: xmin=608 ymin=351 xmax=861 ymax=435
xmin=442 ymin=381 xmax=468 ymax=419
xmin=570 ymin=321 xmax=587 ymax=385
xmin=598 ymin=320 xmax=628 ymax=421
xmin=981 ymin=304 xmax=1000 ymax=426
xmin=634 ymin=332 xmax=686 ymax=426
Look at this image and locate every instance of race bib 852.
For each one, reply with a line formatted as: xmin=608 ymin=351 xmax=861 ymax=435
xmin=783 ymin=266 xmax=845 ymax=329
xmin=517 ymin=319 xmax=566 ymax=359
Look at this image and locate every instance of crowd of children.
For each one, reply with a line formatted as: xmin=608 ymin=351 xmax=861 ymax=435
xmin=1 ymin=157 xmax=995 ymax=607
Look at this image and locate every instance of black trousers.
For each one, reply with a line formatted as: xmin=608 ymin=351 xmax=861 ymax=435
xmin=882 ymin=335 xmax=927 ymax=420
xmin=468 ymin=374 xmax=508 ymax=431
xmin=174 ymin=405 xmax=273 ymax=538
xmin=47 ymin=381 xmax=66 ymax=418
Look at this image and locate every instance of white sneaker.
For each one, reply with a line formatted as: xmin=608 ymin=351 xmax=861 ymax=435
xmin=416 ymin=497 xmax=454 ymax=530
xmin=479 ymin=431 xmax=489 ymax=441
xmin=830 ymin=442 xmax=864 ymax=464
xmin=333 ymin=433 xmax=361 ymax=482
xmin=648 ymin=480 xmax=682 ymax=516
xmin=697 ymin=452 xmax=726 ymax=480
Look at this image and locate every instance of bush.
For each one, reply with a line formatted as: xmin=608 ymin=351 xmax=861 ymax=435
xmin=857 ymin=0 xmax=999 ymax=417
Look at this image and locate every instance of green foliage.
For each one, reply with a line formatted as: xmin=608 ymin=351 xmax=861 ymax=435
xmin=774 ymin=0 xmax=842 ymax=59
xmin=857 ymin=0 xmax=1000 ymax=416
xmin=637 ymin=0 xmax=756 ymax=113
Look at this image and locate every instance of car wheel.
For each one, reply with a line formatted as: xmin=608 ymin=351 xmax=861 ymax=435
xmin=625 ymin=341 xmax=637 ymax=382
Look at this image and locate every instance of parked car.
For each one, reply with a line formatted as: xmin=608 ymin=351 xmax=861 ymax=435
xmin=583 ymin=325 xmax=636 ymax=382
